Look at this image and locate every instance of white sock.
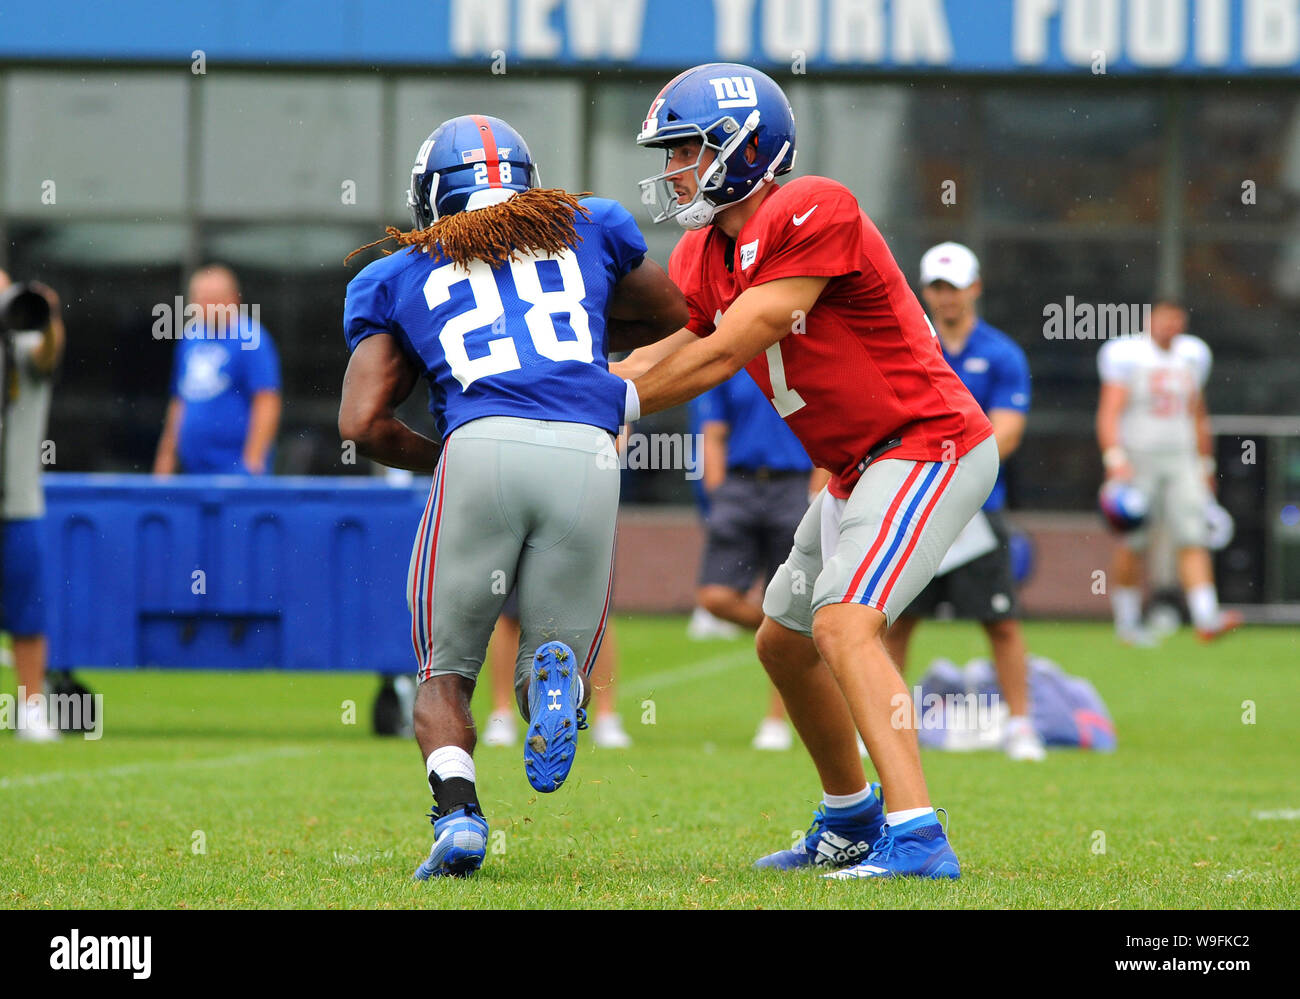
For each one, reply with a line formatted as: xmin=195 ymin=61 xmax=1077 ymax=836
xmin=1187 ymin=583 xmax=1220 ymax=630
xmin=426 ymin=746 xmax=475 ymax=789
xmin=823 ymin=786 xmax=872 ymax=810
xmin=1111 ymin=586 xmax=1142 ymax=632
xmin=886 ymin=806 xmax=935 ymax=828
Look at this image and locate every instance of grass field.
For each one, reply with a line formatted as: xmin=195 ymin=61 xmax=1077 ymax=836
xmin=2 ymin=618 xmax=1297 ymax=909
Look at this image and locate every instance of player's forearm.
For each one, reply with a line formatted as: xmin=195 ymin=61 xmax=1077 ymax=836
xmin=1096 ymin=384 xmax=1129 ymax=459
xmin=988 ymin=410 xmax=1026 ymax=461
xmin=1095 ymin=408 xmax=1109 ymax=449
xmin=349 ymin=417 xmax=441 ymax=474
xmin=1195 ymin=400 xmax=1214 ymax=459
xmin=631 ymin=277 xmax=827 ymax=418
xmin=242 ymin=391 xmax=281 ymax=474
xmin=1198 ymin=428 xmax=1213 ymax=466
xmin=1096 ymin=427 xmax=1126 ymax=477
xmin=152 ymin=443 xmax=178 ymax=476
xmin=1096 ymin=405 xmax=1121 ymax=454
xmin=1195 ymin=406 xmax=1216 ymax=490
xmin=1095 ymin=411 xmax=1132 ymax=478
xmin=632 ymin=308 xmax=791 ymax=419
xmin=610 ymin=328 xmax=695 ymax=380
xmin=633 ymin=338 xmax=745 ymax=418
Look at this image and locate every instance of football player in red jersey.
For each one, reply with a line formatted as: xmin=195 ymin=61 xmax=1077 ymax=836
xmin=617 ymin=64 xmax=998 ymax=879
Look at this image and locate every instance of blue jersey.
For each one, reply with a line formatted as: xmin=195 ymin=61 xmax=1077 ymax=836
xmin=171 ymin=322 xmax=280 ymax=474
xmin=343 ymin=197 xmax=646 ymax=440
xmin=695 ymin=370 xmax=813 ymax=473
xmin=938 ymin=318 xmax=1031 ymax=512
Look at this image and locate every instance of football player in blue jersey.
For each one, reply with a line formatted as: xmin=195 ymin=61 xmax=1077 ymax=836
xmin=339 ymin=114 xmax=686 ymax=879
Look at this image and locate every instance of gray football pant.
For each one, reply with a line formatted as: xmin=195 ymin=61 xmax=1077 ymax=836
xmin=407 ymin=416 xmax=620 ymax=710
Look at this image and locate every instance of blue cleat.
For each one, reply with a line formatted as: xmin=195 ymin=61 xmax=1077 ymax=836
xmin=412 ymin=804 xmax=488 ymax=880
xmin=523 ymin=641 xmax=587 ymax=793
xmin=754 ymin=784 xmax=886 ymax=870
xmin=822 ymin=812 xmax=960 ymax=880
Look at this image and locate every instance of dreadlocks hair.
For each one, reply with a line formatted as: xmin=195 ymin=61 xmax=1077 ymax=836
xmin=344 ymin=188 xmax=593 ymax=270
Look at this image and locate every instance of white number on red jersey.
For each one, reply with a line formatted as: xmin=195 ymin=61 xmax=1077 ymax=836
xmin=763 ymin=341 xmax=806 ymax=418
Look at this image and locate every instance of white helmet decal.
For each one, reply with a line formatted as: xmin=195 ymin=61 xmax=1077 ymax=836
xmin=708 ymin=76 xmax=758 ymax=109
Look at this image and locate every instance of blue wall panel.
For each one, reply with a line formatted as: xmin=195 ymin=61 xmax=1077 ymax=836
xmin=41 ymin=474 xmax=428 ymax=674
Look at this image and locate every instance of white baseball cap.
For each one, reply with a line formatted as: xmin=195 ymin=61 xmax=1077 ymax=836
xmin=920 ymin=242 xmax=980 ymax=289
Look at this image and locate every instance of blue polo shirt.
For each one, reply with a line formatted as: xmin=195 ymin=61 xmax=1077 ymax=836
xmin=170 ymin=319 xmax=280 ymax=474
xmin=696 ymin=370 xmax=813 ymax=473
xmin=939 ymin=318 xmax=1030 ymax=511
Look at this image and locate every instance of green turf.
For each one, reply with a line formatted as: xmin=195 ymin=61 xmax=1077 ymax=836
xmin=2 ymin=618 xmax=1297 ymax=909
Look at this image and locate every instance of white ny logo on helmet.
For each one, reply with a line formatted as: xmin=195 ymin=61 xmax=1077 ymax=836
xmin=709 ymin=76 xmax=758 ymax=109
xmin=412 ymin=137 xmax=435 ymax=172
xmin=547 ymin=688 xmax=562 ymax=711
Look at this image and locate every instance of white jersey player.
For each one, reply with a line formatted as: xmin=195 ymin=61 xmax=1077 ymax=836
xmin=1096 ymin=301 xmax=1241 ymax=643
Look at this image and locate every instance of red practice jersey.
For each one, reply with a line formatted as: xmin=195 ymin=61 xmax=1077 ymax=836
xmin=669 ymin=176 xmax=993 ymax=499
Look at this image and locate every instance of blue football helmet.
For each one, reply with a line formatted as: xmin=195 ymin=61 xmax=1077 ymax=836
xmin=1099 ymin=480 xmax=1149 ymax=533
xmin=407 ymin=114 xmax=539 ymax=229
xmin=636 ymin=63 xmax=796 ymax=230
xmin=1204 ymin=499 xmax=1235 ymax=551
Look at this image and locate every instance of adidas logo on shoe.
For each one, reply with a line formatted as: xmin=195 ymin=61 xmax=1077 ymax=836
xmin=814 ymin=831 xmax=871 ymax=867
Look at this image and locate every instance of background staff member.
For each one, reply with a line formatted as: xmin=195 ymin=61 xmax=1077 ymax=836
xmin=884 ymin=242 xmax=1045 ymax=762
xmin=153 ymin=264 xmax=281 ymax=476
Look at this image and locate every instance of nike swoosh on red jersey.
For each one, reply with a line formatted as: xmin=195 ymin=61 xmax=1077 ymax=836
xmin=792 ymin=205 xmax=819 ymax=226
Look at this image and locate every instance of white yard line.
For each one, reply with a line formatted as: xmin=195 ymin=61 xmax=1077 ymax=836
xmin=0 ymin=746 xmax=310 ymax=791
xmin=1253 ymin=809 xmax=1300 ymax=820
xmin=627 ymin=647 xmax=757 ymax=696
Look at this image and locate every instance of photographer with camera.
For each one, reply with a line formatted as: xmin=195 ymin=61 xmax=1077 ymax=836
xmin=0 ymin=269 xmax=65 ymax=741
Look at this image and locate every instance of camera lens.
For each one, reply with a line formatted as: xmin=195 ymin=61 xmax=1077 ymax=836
xmin=0 ymin=282 xmax=51 ymax=332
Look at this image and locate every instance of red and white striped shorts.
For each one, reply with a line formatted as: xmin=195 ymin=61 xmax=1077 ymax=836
xmin=762 ymin=435 xmax=998 ymax=630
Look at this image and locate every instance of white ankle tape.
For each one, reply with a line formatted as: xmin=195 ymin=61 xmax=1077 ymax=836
xmin=426 ymin=746 xmax=475 ymax=784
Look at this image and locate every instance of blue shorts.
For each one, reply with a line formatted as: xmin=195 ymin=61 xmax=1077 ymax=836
xmin=2 ymin=518 xmax=47 ymax=637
